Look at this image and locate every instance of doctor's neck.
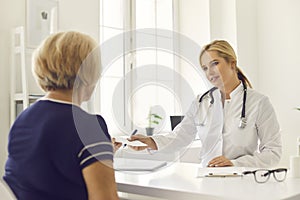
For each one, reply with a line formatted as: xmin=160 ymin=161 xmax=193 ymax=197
xmin=219 ymin=78 xmax=241 ymax=100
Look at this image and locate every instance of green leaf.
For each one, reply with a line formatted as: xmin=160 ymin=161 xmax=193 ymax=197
xmin=147 ymin=109 xmax=163 ymax=127
xmin=153 ymin=114 xmax=162 ymax=119
xmin=153 ymin=120 xmax=161 ymax=124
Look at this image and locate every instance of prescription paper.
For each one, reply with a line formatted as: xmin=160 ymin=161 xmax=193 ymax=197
xmin=114 ymin=136 xmax=147 ymax=147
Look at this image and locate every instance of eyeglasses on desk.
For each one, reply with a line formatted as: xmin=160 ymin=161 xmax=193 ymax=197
xmin=242 ymin=168 xmax=287 ymax=183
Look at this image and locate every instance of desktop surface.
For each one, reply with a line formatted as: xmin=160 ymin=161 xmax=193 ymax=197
xmin=115 ymin=160 xmax=300 ymax=200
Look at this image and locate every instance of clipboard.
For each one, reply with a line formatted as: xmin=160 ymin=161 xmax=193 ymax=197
xmin=196 ymin=167 xmax=245 ymax=178
xmin=204 ymin=172 xmax=242 ymax=178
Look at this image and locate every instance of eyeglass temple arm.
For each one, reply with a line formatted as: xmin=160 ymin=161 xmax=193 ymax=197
xmin=242 ymin=171 xmax=253 ymax=175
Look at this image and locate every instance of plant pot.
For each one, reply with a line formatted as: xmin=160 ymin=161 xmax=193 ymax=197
xmin=145 ymin=127 xmax=154 ymax=136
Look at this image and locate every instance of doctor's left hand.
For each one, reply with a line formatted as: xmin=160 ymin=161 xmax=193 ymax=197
xmin=208 ymin=156 xmax=233 ymax=167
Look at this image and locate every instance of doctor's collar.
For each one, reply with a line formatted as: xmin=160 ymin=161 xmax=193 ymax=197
xmin=229 ymin=82 xmax=244 ymax=99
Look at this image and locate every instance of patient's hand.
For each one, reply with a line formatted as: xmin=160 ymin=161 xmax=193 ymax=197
xmin=207 ymin=156 xmax=233 ymax=167
xmin=127 ymin=134 xmax=158 ymax=151
xmin=112 ymin=138 xmax=122 ymax=153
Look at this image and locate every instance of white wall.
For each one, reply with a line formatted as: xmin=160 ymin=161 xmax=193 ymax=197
xmin=235 ymin=0 xmax=258 ymax=88
xmin=178 ymin=0 xmax=210 ymax=46
xmin=235 ymin=0 xmax=300 ymax=167
xmin=0 ymin=0 xmax=25 ymax=176
xmin=58 ymin=0 xmax=99 ymax=42
xmin=256 ymin=0 xmax=300 ymax=166
xmin=209 ymin=0 xmax=237 ymax=49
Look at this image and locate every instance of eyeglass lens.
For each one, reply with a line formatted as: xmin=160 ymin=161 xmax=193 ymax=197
xmin=254 ymin=170 xmax=270 ymax=183
xmin=273 ymin=168 xmax=287 ymax=182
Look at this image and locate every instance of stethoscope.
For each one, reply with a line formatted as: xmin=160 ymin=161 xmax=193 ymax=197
xmin=198 ymin=81 xmax=247 ymax=129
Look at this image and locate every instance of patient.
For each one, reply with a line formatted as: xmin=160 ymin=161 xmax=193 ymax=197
xmin=3 ymin=31 xmax=119 ymax=200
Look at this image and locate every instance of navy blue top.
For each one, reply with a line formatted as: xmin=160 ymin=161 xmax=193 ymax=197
xmin=3 ymin=100 xmax=113 ymax=200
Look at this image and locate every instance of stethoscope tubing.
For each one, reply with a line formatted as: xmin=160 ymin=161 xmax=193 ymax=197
xmin=198 ymin=82 xmax=247 ymax=129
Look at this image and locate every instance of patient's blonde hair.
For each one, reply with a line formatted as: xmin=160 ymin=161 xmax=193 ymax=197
xmin=32 ymin=31 xmax=100 ymax=91
xmin=199 ymin=40 xmax=252 ymax=88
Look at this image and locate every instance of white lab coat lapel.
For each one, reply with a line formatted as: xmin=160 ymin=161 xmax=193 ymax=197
xmin=197 ymin=90 xmax=223 ymax=167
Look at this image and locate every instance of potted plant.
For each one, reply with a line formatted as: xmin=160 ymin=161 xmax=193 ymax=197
xmin=146 ymin=108 xmax=163 ymax=136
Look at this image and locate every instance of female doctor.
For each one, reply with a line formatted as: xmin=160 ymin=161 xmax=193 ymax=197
xmin=128 ymin=40 xmax=282 ymax=168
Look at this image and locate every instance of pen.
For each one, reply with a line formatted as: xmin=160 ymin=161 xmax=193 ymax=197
xmin=130 ymin=129 xmax=138 ymax=136
xmin=124 ymin=129 xmax=138 ymax=147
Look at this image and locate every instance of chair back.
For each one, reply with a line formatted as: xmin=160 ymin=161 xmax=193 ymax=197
xmin=0 ymin=179 xmax=16 ymax=200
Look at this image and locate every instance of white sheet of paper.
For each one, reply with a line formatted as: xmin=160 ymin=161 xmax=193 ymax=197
xmin=114 ymin=136 xmax=147 ymax=147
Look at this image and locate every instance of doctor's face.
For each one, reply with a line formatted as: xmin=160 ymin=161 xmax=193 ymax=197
xmin=200 ymin=50 xmax=235 ymax=89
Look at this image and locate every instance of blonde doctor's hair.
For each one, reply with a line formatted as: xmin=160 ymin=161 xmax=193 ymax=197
xmin=32 ymin=31 xmax=100 ymax=92
xmin=199 ymin=40 xmax=252 ymax=88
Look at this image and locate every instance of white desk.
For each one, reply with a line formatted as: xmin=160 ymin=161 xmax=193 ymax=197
xmin=115 ymin=161 xmax=300 ymax=200
xmin=114 ymin=139 xmax=202 ymax=163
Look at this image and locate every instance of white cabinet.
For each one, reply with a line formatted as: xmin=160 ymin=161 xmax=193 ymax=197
xmin=10 ymin=26 xmax=44 ymax=125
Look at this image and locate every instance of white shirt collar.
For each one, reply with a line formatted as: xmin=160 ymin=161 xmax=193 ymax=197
xmin=39 ymin=96 xmax=74 ymax=105
xmin=229 ymin=82 xmax=244 ymax=99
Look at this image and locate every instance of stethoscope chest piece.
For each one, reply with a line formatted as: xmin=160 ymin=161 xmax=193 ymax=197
xmin=238 ymin=117 xmax=247 ymax=129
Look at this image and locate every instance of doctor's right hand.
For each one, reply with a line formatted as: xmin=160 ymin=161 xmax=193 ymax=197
xmin=127 ymin=134 xmax=158 ymax=151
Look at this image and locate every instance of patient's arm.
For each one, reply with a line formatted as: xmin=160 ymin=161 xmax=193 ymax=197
xmin=82 ymin=160 xmax=119 ymax=200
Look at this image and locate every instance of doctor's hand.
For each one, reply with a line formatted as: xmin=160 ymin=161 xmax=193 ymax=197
xmin=207 ymin=156 xmax=233 ymax=167
xmin=127 ymin=134 xmax=158 ymax=151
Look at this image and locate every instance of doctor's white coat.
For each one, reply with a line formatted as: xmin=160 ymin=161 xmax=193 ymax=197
xmin=151 ymin=83 xmax=282 ymax=168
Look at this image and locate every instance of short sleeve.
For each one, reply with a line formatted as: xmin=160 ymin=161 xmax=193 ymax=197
xmin=76 ymin=115 xmax=113 ymax=169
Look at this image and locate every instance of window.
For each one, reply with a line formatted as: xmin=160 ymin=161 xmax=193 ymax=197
xmin=99 ymin=0 xmax=209 ymax=136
